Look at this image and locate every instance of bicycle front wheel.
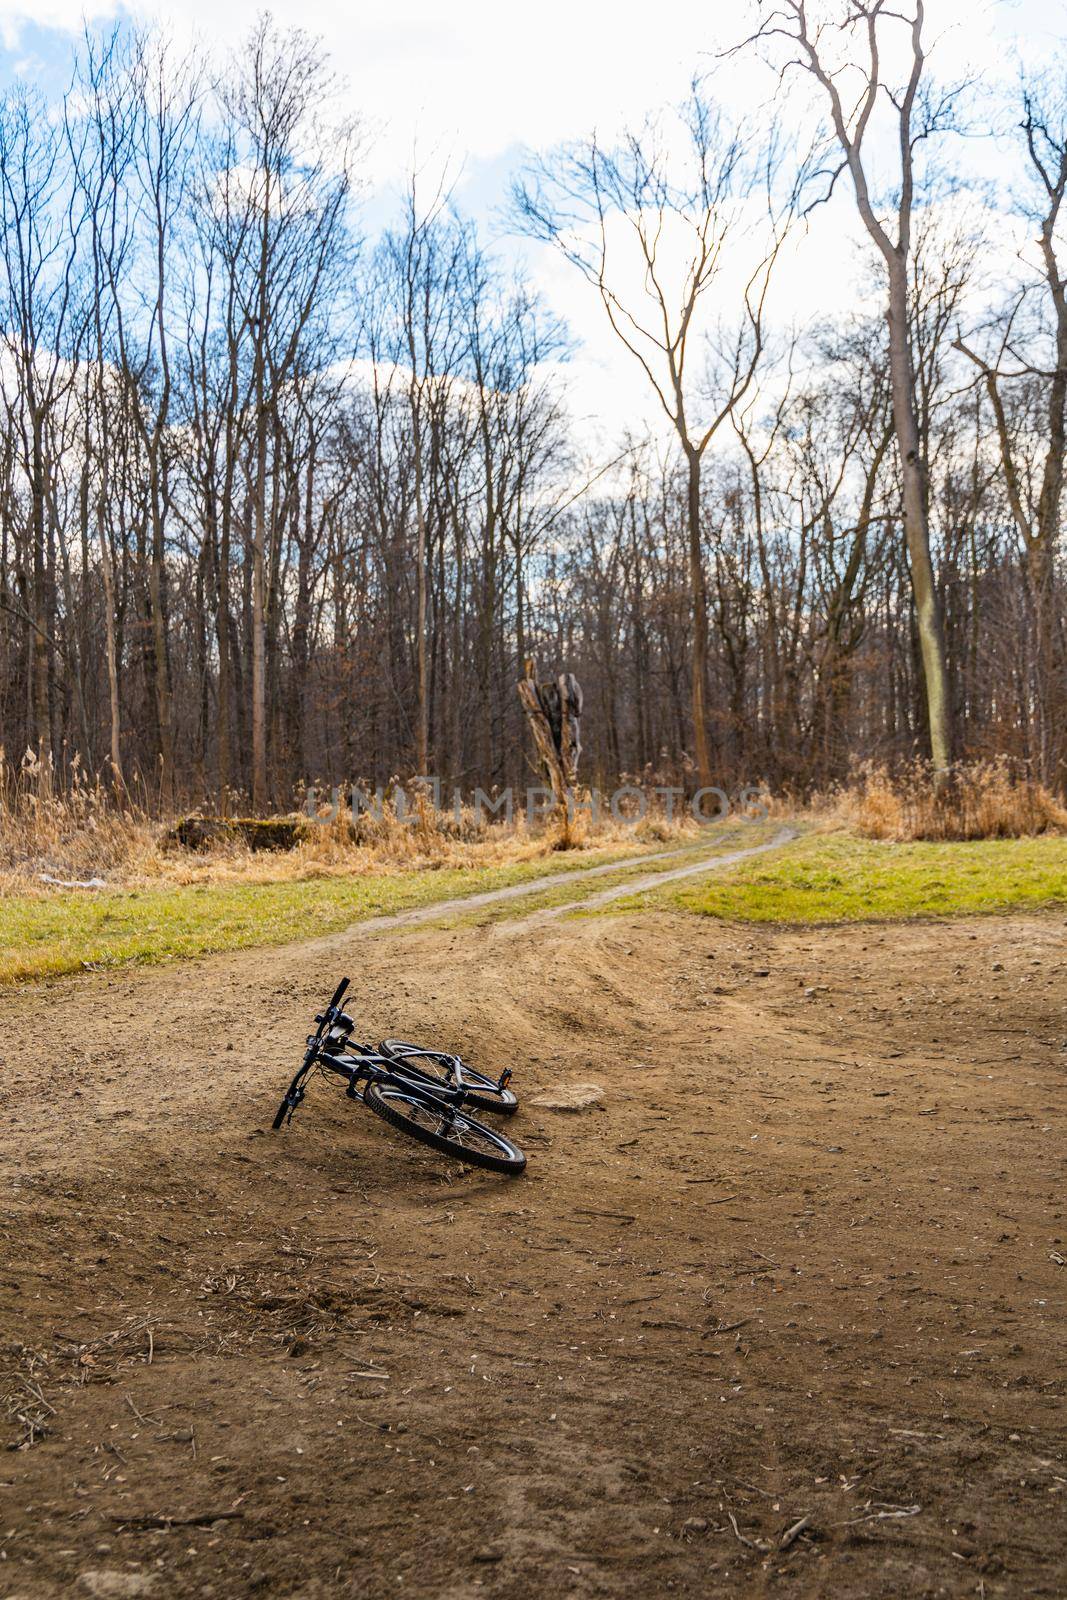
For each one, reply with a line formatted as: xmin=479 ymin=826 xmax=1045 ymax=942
xmin=363 ymin=1080 xmax=526 ymax=1175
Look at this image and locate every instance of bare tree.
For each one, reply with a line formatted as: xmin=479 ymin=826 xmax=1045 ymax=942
xmin=751 ymin=0 xmax=955 ymax=774
xmin=0 ymin=83 xmax=85 ymax=763
xmin=955 ymin=67 xmax=1067 ymax=786
xmin=514 ymin=82 xmax=793 ymax=789
xmin=387 ymin=169 xmax=464 ymax=776
xmin=216 ymin=17 xmax=360 ymax=808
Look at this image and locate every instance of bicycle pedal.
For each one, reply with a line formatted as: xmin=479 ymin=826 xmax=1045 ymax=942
xmin=498 ymin=1068 xmax=513 ymax=1089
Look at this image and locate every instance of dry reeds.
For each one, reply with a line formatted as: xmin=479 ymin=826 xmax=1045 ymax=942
xmin=0 ymin=754 xmax=702 ymax=894
xmin=0 ymin=748 xmax=155 ymax=887
xmin=839 ymin=759 xmax=1067 ymax=842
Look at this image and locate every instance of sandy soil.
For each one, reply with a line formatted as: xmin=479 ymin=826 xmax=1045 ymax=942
xmin=0 ymin=898 xmax=1065 ymax=1599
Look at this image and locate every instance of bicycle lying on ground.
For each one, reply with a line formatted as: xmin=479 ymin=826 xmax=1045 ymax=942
xmin=271 ymin=978 xmax=526 ymax=1175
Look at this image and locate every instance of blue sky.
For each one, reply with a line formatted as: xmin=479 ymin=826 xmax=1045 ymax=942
xmin=0 ymin=0 xmax=1062 ymax=447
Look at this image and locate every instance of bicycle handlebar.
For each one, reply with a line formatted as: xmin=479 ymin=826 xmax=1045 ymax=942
xmin=314 ymin=976 xmax=349 ymax=1035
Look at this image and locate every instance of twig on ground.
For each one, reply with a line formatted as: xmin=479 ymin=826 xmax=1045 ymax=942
xmin=726 ymin=1510 xmax=766 ymax=1550
xmin=124 ymin=1393 xmax=156 ymax=1427
xmin=833 ymin=1503 xmax=921 ymax=1527
xmin=110 ymin=1510 xmax=244 ymax=1529
xmin=779 ymin=1513 xmax=813 ymax=1550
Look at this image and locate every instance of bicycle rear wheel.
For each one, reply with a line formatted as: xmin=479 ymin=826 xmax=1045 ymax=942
xmin=379 ymin=1039 xmax=518 ymax=1115
xmin=363 ymin=1079 xmax=526 ymax=1174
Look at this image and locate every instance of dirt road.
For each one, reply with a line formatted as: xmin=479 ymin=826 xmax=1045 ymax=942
xmin=1 ymin=894 xmax=1065 ymax=1598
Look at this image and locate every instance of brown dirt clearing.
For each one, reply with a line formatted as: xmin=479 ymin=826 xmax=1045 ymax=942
xmin=0 ymin=903 xmax=1065 ymax=1598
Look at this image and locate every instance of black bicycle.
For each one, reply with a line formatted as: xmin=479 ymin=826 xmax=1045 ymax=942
xmin=271 ymin=978 xmax=526 ymax=1175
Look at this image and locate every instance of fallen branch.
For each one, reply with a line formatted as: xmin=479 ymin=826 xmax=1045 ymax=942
xmin=779 ymin=1513 xmax=813 ymax=1550
xmin=110 ymin=1510 xmax=244 ymax=1529
xmin=834 ymin=1503 xmax=921 ymax=1527
xmin=702 ymin=1319 xmax=750 ymax=1338
xmin=726 ymin=1510 xmax=768 ymax=1550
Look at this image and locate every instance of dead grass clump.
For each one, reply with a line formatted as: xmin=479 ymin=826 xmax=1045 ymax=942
xmin=0 ymin=748 xmax=153 ymax=888
xmin=840 ymin=759 xmax=1067 ymax=842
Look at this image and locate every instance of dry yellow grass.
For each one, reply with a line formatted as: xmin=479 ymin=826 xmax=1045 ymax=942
xmin=836 ymin=759 xmax=1067 ymax=842
xmin=0 ymin=753 xmax=701 ymax=896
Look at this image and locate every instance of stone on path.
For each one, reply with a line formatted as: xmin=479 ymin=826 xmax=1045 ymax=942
xmin=529 ymin=1082 xmax=604 ymax=1112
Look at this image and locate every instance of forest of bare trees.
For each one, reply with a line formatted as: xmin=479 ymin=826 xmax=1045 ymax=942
xmin=0 ymin=6 xmax=1064 ymax=812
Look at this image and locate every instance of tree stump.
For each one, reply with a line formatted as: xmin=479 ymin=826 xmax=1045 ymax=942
xmin=517 ymin=659 xmax=583 ymax=815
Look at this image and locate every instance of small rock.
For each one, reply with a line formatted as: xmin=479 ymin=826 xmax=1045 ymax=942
xmin=682 ymin=1516 xmax=708 ymax=1533
xmin=992 ymin=962 xmax=1004 ymax=972
xmin=530 ymin=1083 xmax=604 ymax=1112
xmin=826 ymin=1145 xmax=843 ymax=1154
xmin=287 ymin=1337 xmax=311 ymax=1358
xmin=80 ymin=1574 xmax=156 ymax=1599
xmin=472 ymin=1549 xmax=504 ymax=1564
xmin=753 ymin=968 xmax=770 ymax=978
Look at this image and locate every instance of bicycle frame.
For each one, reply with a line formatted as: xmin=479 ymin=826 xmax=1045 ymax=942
xmin=274 ymin=1035 xmax=473 ymax=1129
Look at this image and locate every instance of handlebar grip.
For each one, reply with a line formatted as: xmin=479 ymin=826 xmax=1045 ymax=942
xmin=329 ymin=976 xmax=350 ymax=1010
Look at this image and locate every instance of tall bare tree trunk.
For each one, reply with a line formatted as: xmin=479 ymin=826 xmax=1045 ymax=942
xmin=763 ymin=0 xmax=955 ymax=775
xmin=686 ymin=447 xmax=713 ymax=788
xmin=251 ymin=156 xmax=270 ymax=814
xmin=887 ymin=264 xmax=952 ymax=772
xmin=251 ymin=407 xmax=268 ymax=812
xmin=97 ymin=497 xmax=123 ymax=788
xmin=148 ymin=497 xmax=175 ymax=808
xmin=1032 ymin=232 xmax=1067 ymax=788
xmin=30 ymin=416 xmax=51 ymax=760
xmin=414 ymin=425 xmax=429 ymax=774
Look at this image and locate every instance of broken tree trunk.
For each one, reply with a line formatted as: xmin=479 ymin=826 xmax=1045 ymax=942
xmin=517 ymin=659 xmax=583 ymax=810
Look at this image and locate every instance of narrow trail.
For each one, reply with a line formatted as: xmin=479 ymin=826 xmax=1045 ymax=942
xmin=500 ymin=825 xmax=797 ymax=931
xmin=306 ymin=823 xmax=795 ymax=946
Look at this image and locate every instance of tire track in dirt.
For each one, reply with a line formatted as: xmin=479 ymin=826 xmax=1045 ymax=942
xmin=301 ymin=825 xmax=795 ymax=949
xmin=499 ymin=826 xmax=797 ymax=931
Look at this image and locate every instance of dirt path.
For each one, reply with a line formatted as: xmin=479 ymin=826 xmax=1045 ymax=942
xmin=315 ymin=823 xmax=793 ymax=938
xmin=504 ymin=826 xmax=796 ymax=929
xmin=0 ymin=894 xmax=1064 ymax=1598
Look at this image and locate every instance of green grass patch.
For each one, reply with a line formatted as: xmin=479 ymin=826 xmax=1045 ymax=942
xmin=0 ymin=836 xmax=719 ymax=986
xmin=657 ymin=830 xmax=1067 ymax=923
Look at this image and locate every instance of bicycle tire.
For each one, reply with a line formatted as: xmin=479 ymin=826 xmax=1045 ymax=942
xmin=362 ymin=1079 xmax=526 ymax=1175
xmin=379 ymin=1039 xmax=518 ymax=1116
